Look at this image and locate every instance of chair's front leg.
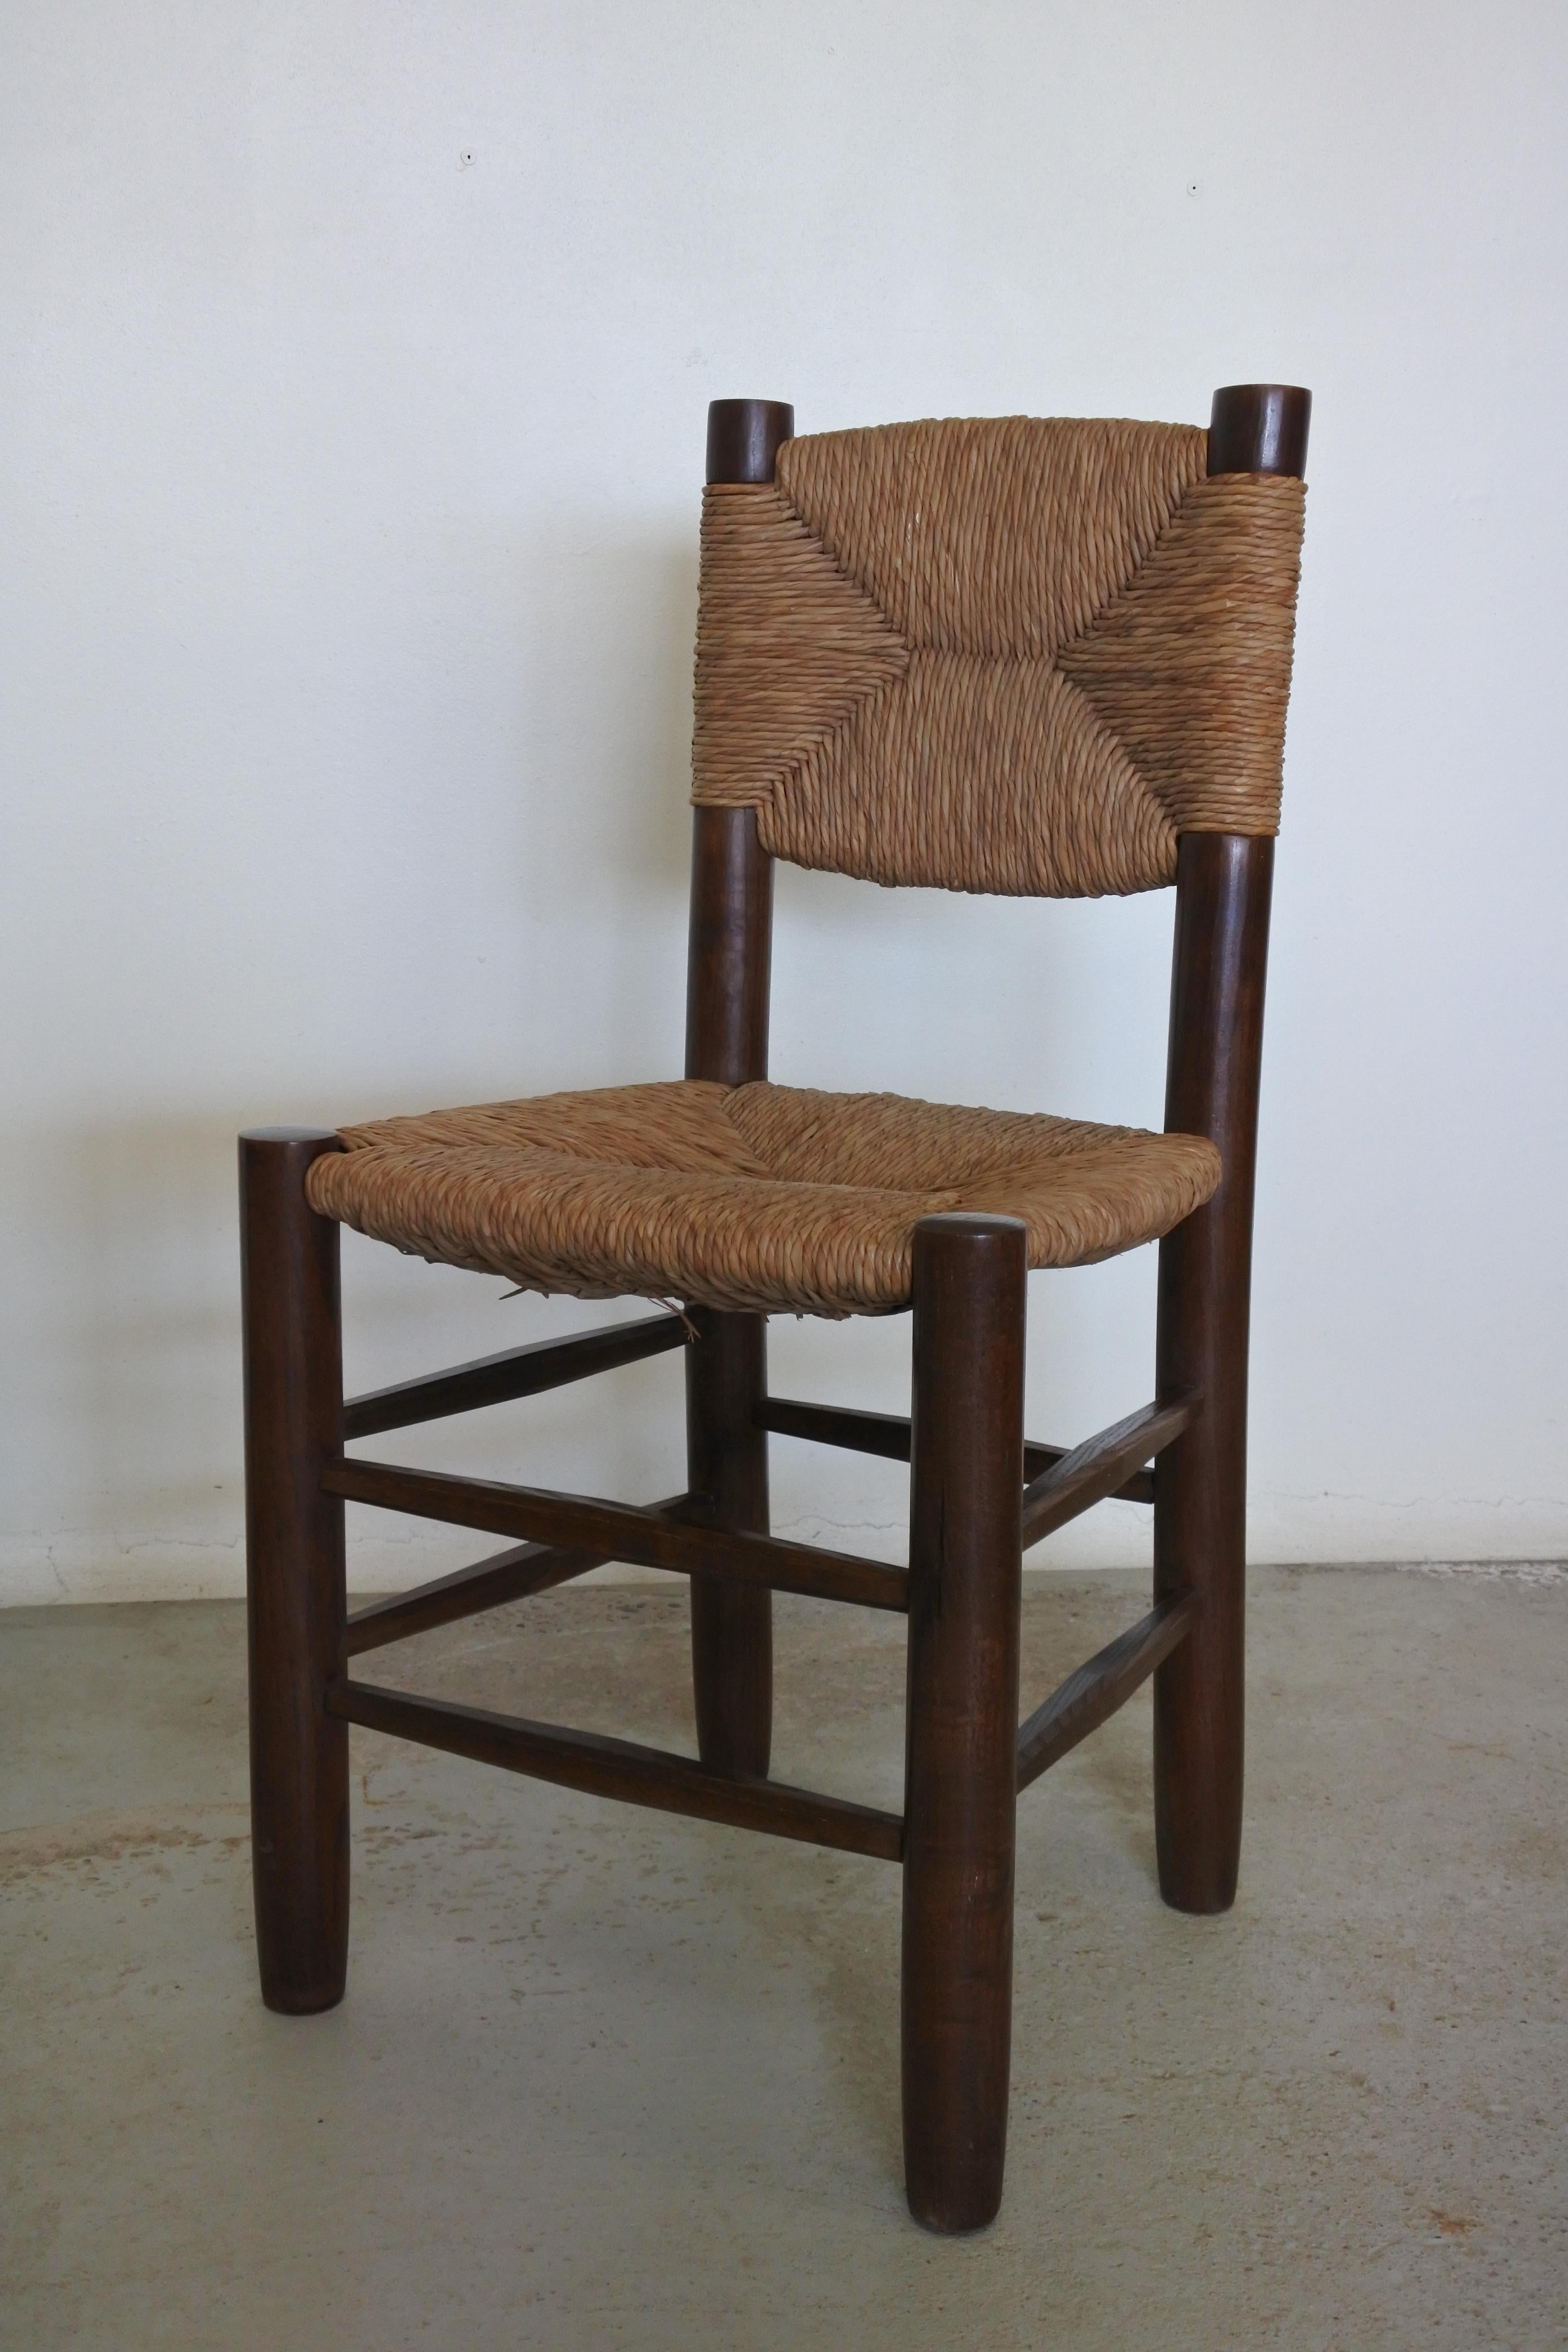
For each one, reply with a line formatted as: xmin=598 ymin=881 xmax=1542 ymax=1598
xmin=240 ymin=1128 xmax=350 ymax=2014
xmin=902 ymin=1214 xmax=1027 ymax=2234
xmin=685 ymin=1307 xmax=772 ymax=1779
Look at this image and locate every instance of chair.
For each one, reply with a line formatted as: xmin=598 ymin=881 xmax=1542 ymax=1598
xmin=239 ymin=383 xmax=1309 ymax=2232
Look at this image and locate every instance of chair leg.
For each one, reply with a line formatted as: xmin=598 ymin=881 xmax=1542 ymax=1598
xmin=901 ymin=1214 xmax=1027 ymax=2234
xmin=685 ymin=1308 xmax=772 ymax=1779
xmin=240 ymin=1129 xmax=350 ymax=2014
xmin=1152 ymin=1210 xmax=1249 ymax=1914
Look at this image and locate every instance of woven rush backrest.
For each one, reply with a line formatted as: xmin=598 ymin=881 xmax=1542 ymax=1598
xmin=691 ymin=417 xmax=1306 ymax=897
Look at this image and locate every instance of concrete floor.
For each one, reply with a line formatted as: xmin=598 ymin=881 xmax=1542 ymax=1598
xmin=2 ymin=1567 xmax=1564 ymax=2350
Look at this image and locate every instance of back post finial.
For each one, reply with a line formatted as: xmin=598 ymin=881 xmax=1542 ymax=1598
xmin=1208 ymin=384 xmax=1311 ymax=479
xmin=706 ymin=398 xmax=795 ymax=486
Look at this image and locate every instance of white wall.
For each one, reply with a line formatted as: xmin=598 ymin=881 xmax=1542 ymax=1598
xmin=3 ymin=1 xmax=1565 ymax=1603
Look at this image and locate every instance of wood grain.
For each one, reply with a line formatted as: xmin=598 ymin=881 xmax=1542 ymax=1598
xmin=1020 ymin=1396 xmax=1196 ymax=1551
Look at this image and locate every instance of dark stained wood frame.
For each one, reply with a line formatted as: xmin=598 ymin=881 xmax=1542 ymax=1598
xmin=342 ymin=1311 xmax=685 ymax=1440
xmin=239 ymin=381 xmax=1309 ymax=2235
xmin=1017 ymin=1595 xmax=1196 ymax=1791
xmin=902 ymin=1212 xmax=1027 ymax=2229
xmin=1021 ymin=1395 xmax=1197 ymax=1549
xmin=342 ymin=1499 xmax=688 ymax=1659
xmin=680 ymin=399 xmax=790 ymax=1781
xmin=755 ymin=1392 xmax=1158 ymax=1503
xmin=240 ymin=1128 xmax=349 ymax=2016
xmin=322 ymin=1455 xmax=908 ymax=1612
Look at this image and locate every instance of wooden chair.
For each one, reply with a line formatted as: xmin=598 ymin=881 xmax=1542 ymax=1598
xmin=240 ymin=384 xmax=1309 ymax=2232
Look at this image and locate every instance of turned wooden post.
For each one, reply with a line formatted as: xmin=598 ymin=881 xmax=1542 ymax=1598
xmin=1152 ymin=383 xmax=1310 ymax=1913
xmin=681 ymin=397 xmax=791 ymax=1779
xmin=240 ymin=1127 xmax=350 ymax=2011
xmin=901 ymin=1213 xmax=1027 ymax=2232
xmin=684 ymin=1303 xmax=772 ymax=1775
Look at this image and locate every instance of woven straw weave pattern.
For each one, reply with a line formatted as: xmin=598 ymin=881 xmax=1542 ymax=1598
xmin=691 ymin=416 xmax=1304 ymax=897
xmin=306 ymin=1081 xmax=1221 ymax=1317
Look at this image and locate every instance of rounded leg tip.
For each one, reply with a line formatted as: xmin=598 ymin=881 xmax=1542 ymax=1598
xmin=903 ymin=2144 xmax=1005 ymax=2235
xmin=1154 ymin=1806 xmax=1241 ymax=1914
xmin=906 ymin=2187 xmax=1004 ymax=2235
xmin=260 ymin=1977 xmax=346 ymax=2016
xmin=1157 ymin=1867 xmax=1239 ymax=1916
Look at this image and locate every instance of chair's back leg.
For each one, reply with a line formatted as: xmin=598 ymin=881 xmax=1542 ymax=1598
xmin=685 ymin=1307 xmax=772 ymax=1778
xmin=1152 ymin=835 xmax=1272 ymax=1913
xmin=901 ymin=1213 xmax=1027 ymax=2233
xmin=681 ymin=795 xmax=774 ymax=1779
xmin=681 ymin=397 xmax=789 ymax=1781
xmin=240 ymin=1128 xmax=350 ymax=2012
